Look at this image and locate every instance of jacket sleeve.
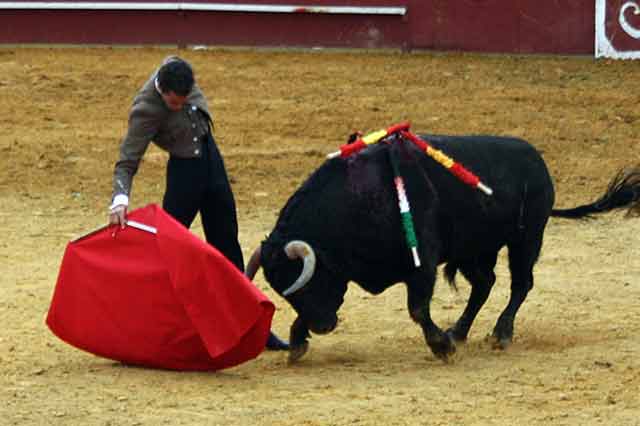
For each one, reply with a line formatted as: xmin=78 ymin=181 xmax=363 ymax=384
xmin=112 ymin=102 xmax=162 ymax=200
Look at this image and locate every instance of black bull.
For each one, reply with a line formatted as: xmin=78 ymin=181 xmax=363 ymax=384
xmin=246 ymin=134 xmax=640 ymax=363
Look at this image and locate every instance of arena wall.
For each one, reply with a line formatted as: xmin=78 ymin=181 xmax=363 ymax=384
xmin=0 ymin=1 xmax=635 ymax=55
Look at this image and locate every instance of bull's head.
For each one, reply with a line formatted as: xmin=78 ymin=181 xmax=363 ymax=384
xmin=246 ymin=238 xmax=347 ymax=362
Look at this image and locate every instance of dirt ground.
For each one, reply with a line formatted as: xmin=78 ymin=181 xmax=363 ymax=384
xmin=1 ymin=47 xmax=639 ymax=426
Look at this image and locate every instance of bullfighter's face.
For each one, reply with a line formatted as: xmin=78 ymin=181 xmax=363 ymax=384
xmin=161 ymin=90 xmax=188 ymax=112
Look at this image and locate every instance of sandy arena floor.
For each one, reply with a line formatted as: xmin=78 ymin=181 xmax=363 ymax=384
xmin=1 ymin=47 xmax=639 ymax=425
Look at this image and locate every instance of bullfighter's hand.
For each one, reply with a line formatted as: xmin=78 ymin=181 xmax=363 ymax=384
xmin=109 ymin=204 xmax=127 ymax=229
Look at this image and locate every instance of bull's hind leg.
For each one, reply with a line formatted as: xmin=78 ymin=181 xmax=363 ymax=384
xmin=446 ymin=252 xmax=498 ymax=342
xmin=406 ymin=271 xmax=456 ymax=360
xmin=492 ymin=236 xmax=543 ymax=349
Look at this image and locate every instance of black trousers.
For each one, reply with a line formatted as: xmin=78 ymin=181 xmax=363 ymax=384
xmin=162 ymin=132 xmax=245 ymax=272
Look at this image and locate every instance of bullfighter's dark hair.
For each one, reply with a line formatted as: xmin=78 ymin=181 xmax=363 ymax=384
xmin=157 ymin=59 xmax=194 ymax=97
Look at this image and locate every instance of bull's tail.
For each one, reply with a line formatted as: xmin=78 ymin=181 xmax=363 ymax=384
xmin=551 ymin=166 xmax=640 ymax=219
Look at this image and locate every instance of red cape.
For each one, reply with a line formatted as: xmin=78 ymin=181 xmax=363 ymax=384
xmin=46 ymin=204 xmax=274 ymax=371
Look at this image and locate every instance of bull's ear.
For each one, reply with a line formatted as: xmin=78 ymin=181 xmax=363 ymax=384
xmin=260 ymin=240 xmax=284 ymax=269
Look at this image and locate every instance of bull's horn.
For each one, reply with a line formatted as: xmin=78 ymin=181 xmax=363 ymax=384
xmin=245 ymin=246 xmax=262 ymax=280
xmin=282 ymin=240 xmax=316 ymax=296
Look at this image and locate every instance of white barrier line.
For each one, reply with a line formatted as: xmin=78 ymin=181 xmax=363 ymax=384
xmin=0 ymin=2 xmax=407 ymax=14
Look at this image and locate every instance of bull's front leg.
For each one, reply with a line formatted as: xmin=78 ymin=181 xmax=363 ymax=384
xmin=288 ymin=316 xmax=310 ymax=363
xmin=406 ymin=273 xmax=456 ymax=361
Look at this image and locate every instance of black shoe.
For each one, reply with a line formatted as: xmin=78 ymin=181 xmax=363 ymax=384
xmin=266 ymin=332 xmax=289 ymax=351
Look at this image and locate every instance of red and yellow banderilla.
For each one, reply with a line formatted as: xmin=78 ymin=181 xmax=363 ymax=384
xmin=327 ymin=122 xmax=493 ymax=196
xmin=399 ymin=131 xmax=493 ymax=196
xmin=327 ymin=122 xmax=411 ymax=159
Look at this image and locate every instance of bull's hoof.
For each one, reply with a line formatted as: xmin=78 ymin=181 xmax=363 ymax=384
xmin=489 ymin=334 xmax=512 ymax=350
xmin=288 ymin=341 xmax=309 ymax=364
xmin=491 ymin=322 xmax=513 ymax=350
xmin=430 ymin=334 xmax=456 ymax=362
xmin=445 ymin=327 xmax=468 ymax=343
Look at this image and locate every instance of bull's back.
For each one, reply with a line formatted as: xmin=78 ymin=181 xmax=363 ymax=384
xmin=416 ymin=135 xmax=555 ymax=259
xmin=423 ymin=134 xmax=551 ymax=188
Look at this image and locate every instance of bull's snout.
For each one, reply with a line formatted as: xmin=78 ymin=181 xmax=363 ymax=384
xmin=308 ymin=314 xmax=338 ymax=335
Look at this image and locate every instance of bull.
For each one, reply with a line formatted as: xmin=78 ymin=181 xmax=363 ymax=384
xmin=246 ymin=133 xmax=640 ymax=363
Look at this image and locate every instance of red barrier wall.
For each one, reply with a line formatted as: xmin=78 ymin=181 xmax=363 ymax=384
xmin=0 ymin=0 xmax=596 ymax=54
xmin=410 ymin=0 xmax=594 ymax=54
